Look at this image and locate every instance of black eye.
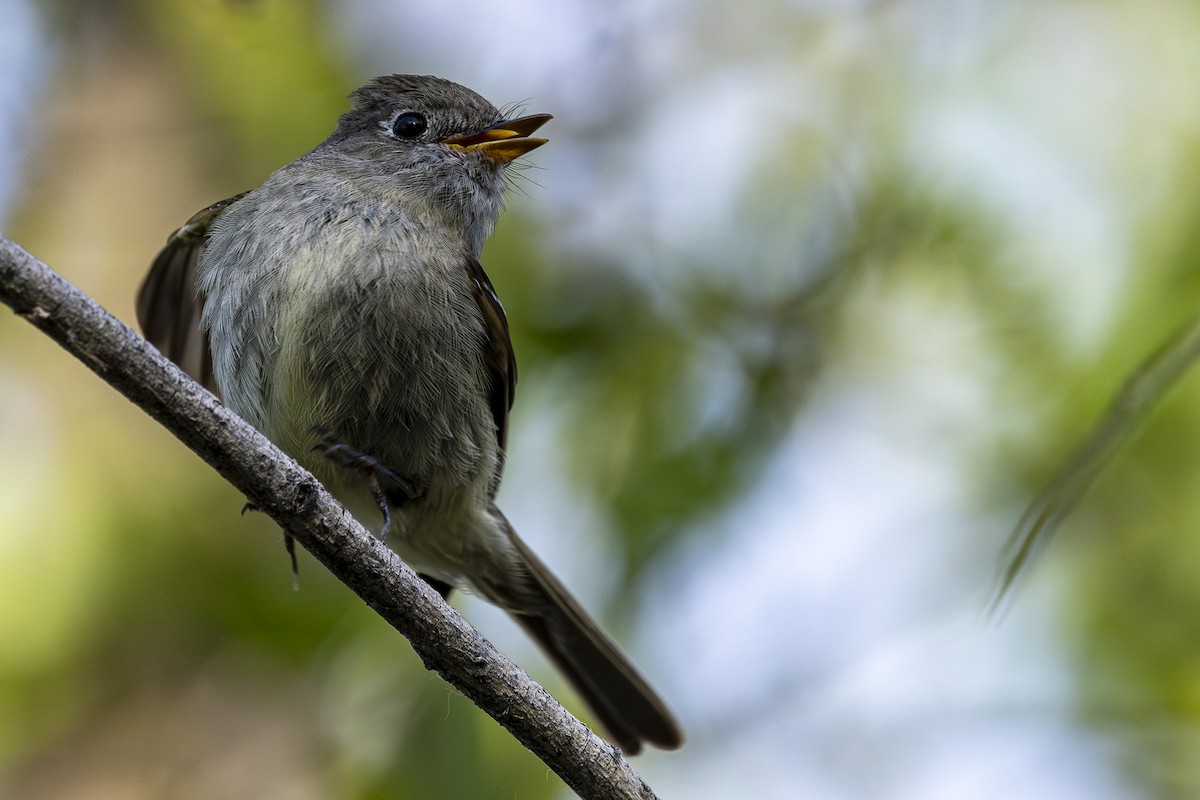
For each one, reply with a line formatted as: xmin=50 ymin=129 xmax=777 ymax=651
xmin=391 ymin=112 xmax=427 ymax=139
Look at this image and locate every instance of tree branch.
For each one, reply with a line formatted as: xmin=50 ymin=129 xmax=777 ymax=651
xmin=0 ymin=235 xmax=662 ymax=800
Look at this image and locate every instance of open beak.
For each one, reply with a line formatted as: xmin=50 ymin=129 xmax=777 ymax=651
xmin=442 ymin=113 xmax=552 ymax=164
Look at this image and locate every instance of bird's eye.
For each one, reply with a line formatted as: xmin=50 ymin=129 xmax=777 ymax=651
xmin=391 ymin=112 xmax=428 ymax=139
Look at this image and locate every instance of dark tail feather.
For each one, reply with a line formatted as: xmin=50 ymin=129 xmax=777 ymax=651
xmin=490 ymin=512 xmax=683 ymax=754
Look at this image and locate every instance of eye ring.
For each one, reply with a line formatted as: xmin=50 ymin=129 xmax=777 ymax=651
xmin=391 ymin=112 xmax=428 ymax=139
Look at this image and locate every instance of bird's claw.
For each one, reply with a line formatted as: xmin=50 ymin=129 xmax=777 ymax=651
xmin=309 ymin=425 xmax=423 ymax=540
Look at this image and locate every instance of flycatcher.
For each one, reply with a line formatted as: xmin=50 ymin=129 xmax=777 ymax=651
xmin=136 ymin=74 xmax=682 ymax=754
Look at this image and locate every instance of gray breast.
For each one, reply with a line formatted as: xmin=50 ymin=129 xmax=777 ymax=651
xmin=198 ymin=185 xmax=500 ymax=498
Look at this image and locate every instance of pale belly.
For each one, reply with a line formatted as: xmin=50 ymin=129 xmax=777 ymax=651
xmin=202 ymin=231 xmax=504 ymax=567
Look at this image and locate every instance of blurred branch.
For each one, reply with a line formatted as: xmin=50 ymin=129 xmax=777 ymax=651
xmin=0 ymin=235 xmax=662 ymax=800
xmin=992 ymin=310 xmax=1200 ymax=612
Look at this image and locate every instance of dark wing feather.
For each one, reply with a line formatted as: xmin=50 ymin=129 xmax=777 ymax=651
xmin=465 ymin=257 xmax=517 ymax=450
xmin=136 ymin=194 xmax=247 ymax=393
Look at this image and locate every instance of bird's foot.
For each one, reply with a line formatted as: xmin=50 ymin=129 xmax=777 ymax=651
xmin=283 ymin=532 xmax=300 ymax=590
xmin=309 ymin=426 xmax=423 ymax=541
xmin=239 ymin=502 xmax=300 ymax=588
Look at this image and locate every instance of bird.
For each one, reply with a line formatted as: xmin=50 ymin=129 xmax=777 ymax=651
xmin=135 ymin=74 xmax=682 ymax=754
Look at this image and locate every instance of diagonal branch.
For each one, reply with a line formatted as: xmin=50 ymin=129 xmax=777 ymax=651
xmin=0 ymin=235 xmax=661 ymax=800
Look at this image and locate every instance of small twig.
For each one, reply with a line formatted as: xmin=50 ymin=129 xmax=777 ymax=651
xmin=991 ymin=309 xmax=1200 ymax=612
xmin=0 ymin=235 xmax=661 ymax=800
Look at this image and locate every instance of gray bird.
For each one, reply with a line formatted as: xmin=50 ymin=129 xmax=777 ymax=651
xmin=136 ymin=74 xmax=682 ymax=754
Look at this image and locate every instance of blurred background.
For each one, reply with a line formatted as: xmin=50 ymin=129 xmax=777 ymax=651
xmin=3 ymin=0 xmax=1200 ymax=797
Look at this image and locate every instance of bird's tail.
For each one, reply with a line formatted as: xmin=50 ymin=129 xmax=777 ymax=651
xmin=484 ymin=508 xmax=683 ymax=754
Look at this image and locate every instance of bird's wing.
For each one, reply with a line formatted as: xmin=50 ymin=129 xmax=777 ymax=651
xmin=465 ymin=256 xmax=517 ymax=451
xmin=136 ymin=194 xmax=248 ymax=394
